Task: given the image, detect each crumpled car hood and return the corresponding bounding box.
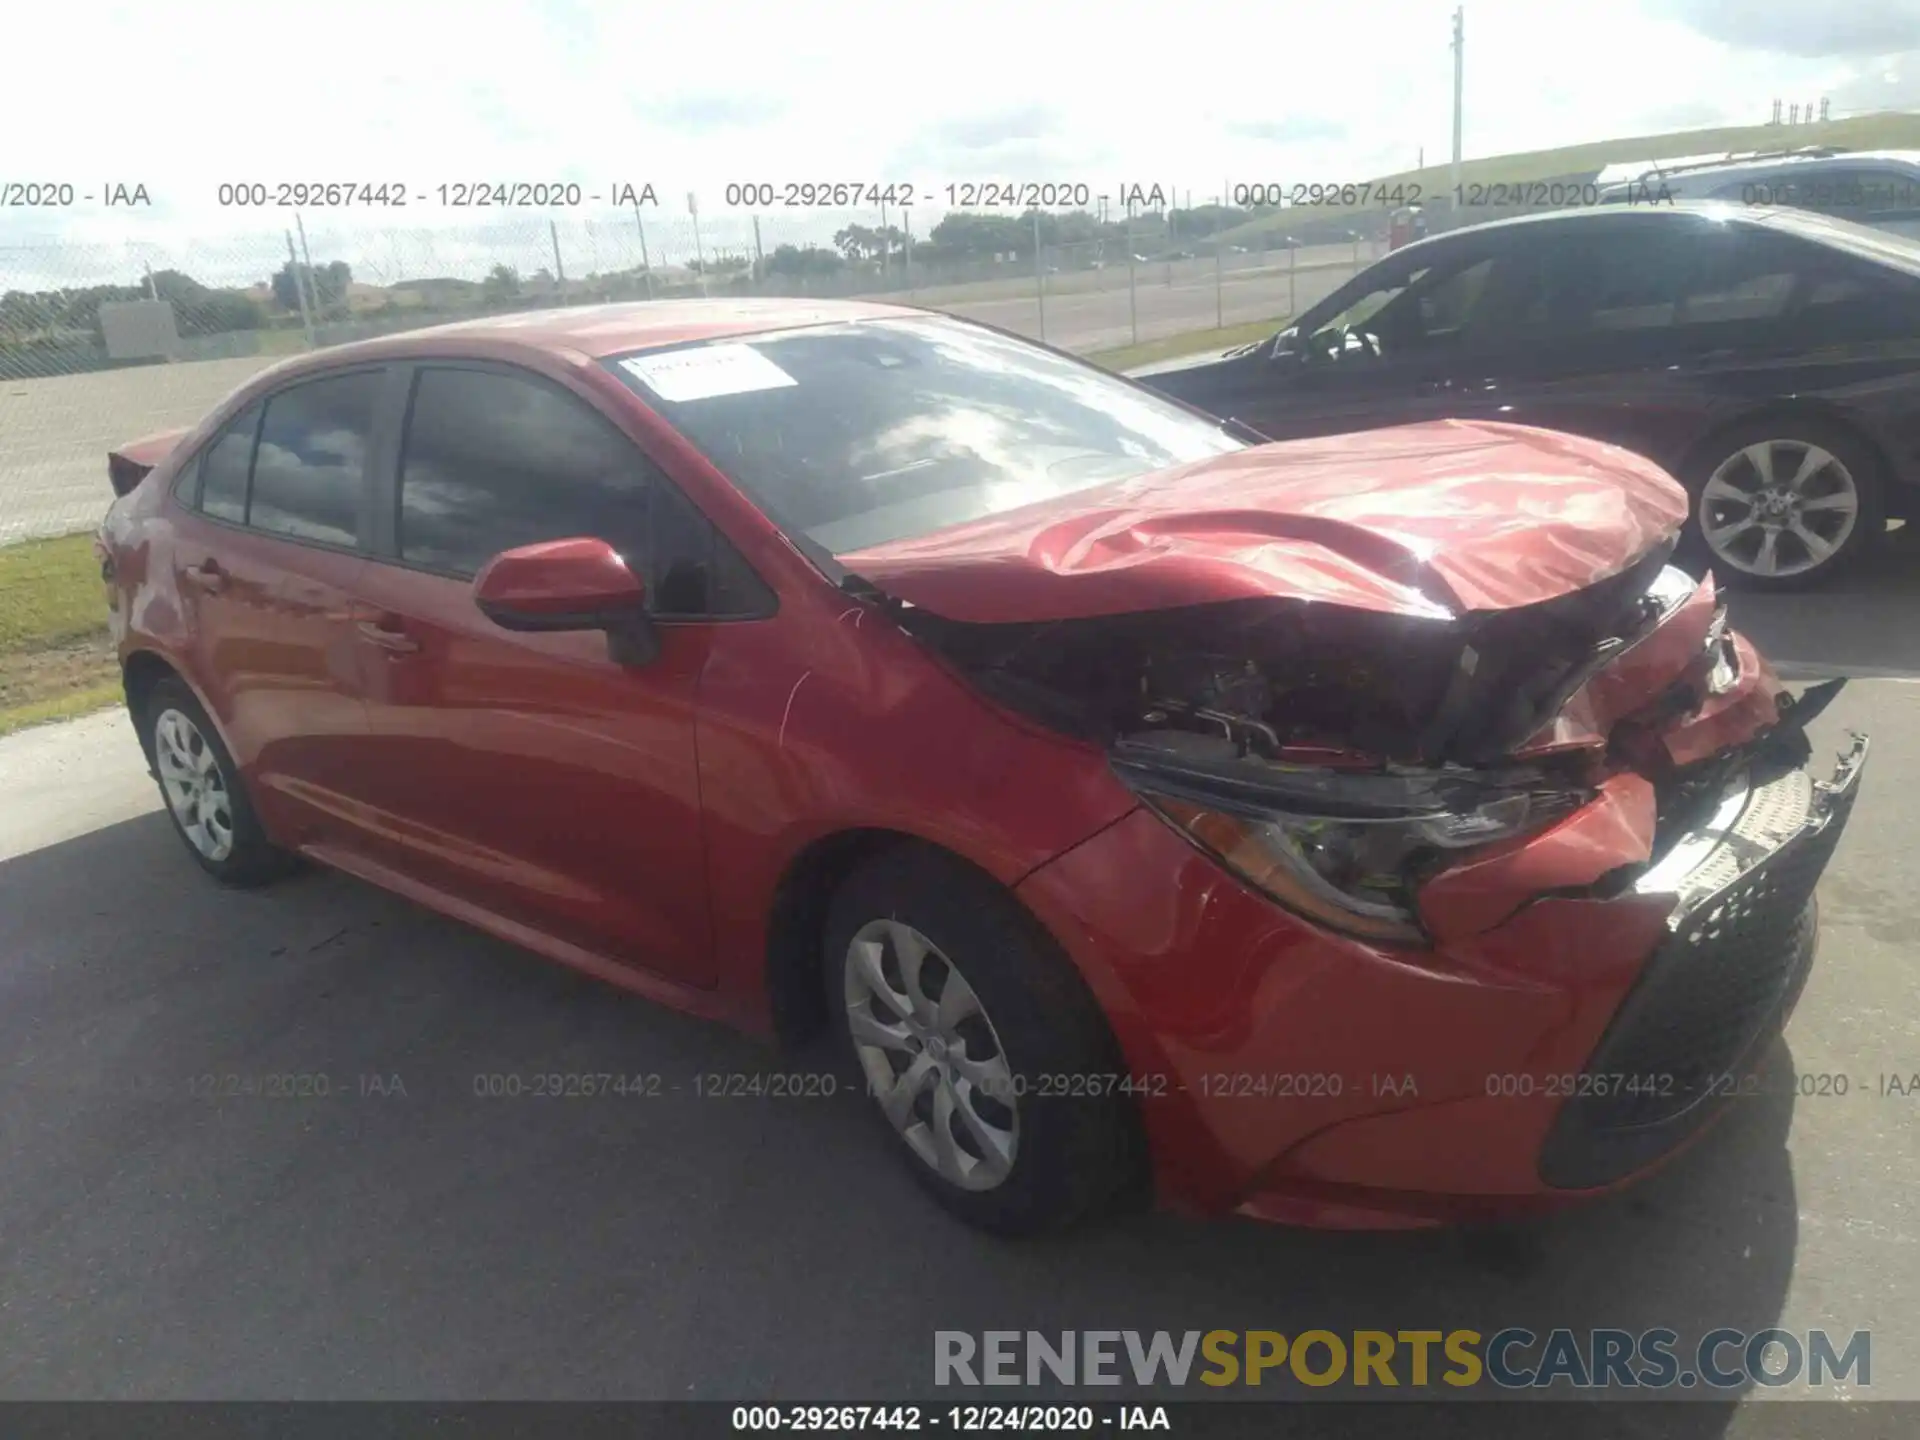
[839,420,1690,623]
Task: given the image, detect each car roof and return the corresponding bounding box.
[1601,150,1920,190]
[255,296,925,378]
[1388,199,1886,252]
[1318,201,1920,313]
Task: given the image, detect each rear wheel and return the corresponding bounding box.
[1683,419,1884,591]
[142,678,293,887]
[824,846,1143,1236]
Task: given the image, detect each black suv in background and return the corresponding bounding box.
[1138,205,1920,589]
[1597,149,1920,241]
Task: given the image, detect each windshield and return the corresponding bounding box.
[603,316,1242,554]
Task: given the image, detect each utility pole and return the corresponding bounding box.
[284,229,314,347]
[633,199,655,300]
[1033,210,1046,340]
[688,191,709,297]
[293,212,321,330]
[1450,6,1465,213]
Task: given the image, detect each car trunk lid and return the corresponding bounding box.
[107,425,194,498]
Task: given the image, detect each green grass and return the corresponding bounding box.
[0,681,122,738]
[1214,112,1920,246]
[0,533,108,653]
[1087,316,1288,371]
[0,532,119,735]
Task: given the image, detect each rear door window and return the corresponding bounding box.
[194,404,262,523]
[249,371,381,547]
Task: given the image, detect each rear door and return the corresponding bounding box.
[1431,215,1807,467]
[340,361,772,988]
[166,369,386,847]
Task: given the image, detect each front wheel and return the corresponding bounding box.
[824,846,1143,1236]
[1683,420,1885,591]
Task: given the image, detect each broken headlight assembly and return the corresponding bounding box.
[1114,754,1590,944]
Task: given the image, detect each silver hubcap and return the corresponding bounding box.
[154,708,235,862]
[843,919,1019,1192]
[1700,440,1859,578]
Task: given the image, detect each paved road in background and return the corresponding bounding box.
[3,545,1917,1428]
[0,245,1370,546]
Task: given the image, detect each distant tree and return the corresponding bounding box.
[832,223,878,261]
[765,243,846,278]
[482,263,521,303]
[270,258,351,316]
[146,268,264,333]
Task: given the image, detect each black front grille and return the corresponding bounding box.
[1539,764,1859,1190]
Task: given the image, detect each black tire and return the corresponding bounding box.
[140,678,295,887]
[823,845,1145,1237]
[1679,417,1885,592]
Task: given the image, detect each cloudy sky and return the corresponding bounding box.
[2,0,1915,285]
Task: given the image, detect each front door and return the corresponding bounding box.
[1234,243,1511,441]
[335,362,761,989]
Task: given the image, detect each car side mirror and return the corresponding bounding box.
[473,537,659,666]
[1269,328,1303,363]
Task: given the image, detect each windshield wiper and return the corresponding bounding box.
[1221,416,1272,445]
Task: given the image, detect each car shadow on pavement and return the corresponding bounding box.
[0,810,1800,1437]
[1726,523,1920,679]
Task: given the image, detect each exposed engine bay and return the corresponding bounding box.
[888,541,1839,943]
[897,544,1683,772]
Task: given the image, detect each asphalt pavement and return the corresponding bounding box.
[2,540,1917,1430]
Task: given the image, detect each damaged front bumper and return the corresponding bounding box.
[1538,730,1868,1189]
[1013,729,1868,1227]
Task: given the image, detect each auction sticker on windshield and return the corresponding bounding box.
[619,343,797,402]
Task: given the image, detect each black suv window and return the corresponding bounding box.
[190,403,263,523]
[397,365,768,617]
[1518,221,1791,334]
[1302,252,1504,362]
[1581,231,1690,330]
[249,371,380,547]
[1677,231,1801,324]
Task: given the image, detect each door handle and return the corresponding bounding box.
[183,560,226,594]
[351,608,421,654]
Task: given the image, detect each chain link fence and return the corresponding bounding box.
[1,209,1383,545]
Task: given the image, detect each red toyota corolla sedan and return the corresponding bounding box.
[97,298,1867,1236]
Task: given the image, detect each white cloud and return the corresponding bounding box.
[0,0,1910,285]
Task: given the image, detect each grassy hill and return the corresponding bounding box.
[1215,111,1920,245]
